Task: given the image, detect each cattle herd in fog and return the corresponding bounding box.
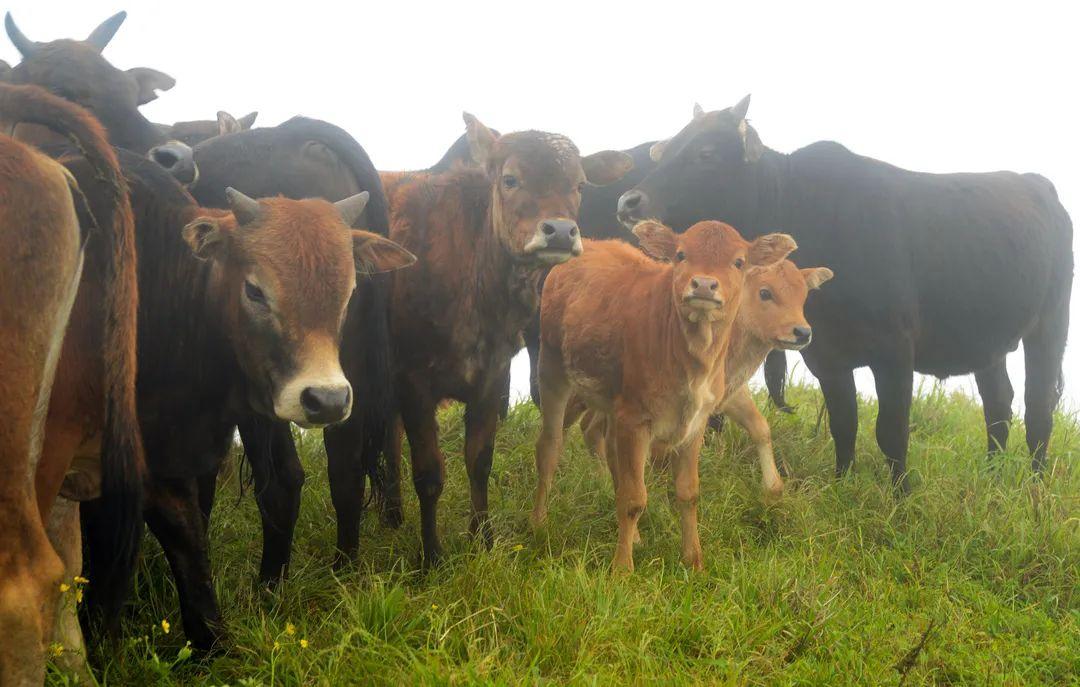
[0,10,1073,684]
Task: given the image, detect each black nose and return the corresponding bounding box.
[689,276,720,301]
[617,190,647,225]
[793,326,812,343]
[149,141,198,186]
[539,219,579,252]
[300,385,351,425]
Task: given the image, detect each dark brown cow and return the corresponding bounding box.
[365,114,631,565]
[0,83,142,684]
[3,11,175,153]
[156,110,258,147]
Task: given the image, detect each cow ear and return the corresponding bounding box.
[463,112,498,167]
[633,220,678,261]
[748,232,797,266]
[649,139,669,162]
[127,67,175,105]
[802,266,834,290]
[693,103,706,120]
[739,120,764,163]
[238,111,258,129]
[182,217,229,261]
[217,111,241,136]
[582,150,634,186]
[353,231,417,275]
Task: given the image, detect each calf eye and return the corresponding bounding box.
[244,280,267,305]
[734,258,745,269]
[675,250,686,262]
[502,175,519,190]
[759,288,773,301]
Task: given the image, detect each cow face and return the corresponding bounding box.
[634,220,796,323]
[182,190,415,427]
[158,111,258,147]
[464,113,632,265]
[617,95,763,231]
[4,12,174,152]
[743,260,833,350]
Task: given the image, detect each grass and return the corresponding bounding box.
[52,383,1079,686]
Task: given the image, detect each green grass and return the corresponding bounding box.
[54,384,1079,685]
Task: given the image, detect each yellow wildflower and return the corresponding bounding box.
[285,622,296,636]
[58,583,70,593]
[161,619,170,634]
[273,640,281,651]
[431,603,439,610]
[75,589,83,604]
[74,576,89,584]
[512,544,524,552]
[49,643,64,657]
[300,638,310,649]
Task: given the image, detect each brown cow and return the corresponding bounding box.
[0,83,142,685]
[369,114,631,566]
[575,258,834,502]
[533,221,795,572]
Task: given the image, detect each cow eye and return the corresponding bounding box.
[734,257,745,269]
[675,251,686,262]
[759,288,773,301]
[502,175,519,190]
[244,280,267,305]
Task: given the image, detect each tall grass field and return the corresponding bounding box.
[56,384,1078,685]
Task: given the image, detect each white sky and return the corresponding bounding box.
[4,0,1078,410]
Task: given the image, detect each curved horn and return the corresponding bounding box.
[693,103,705,119]
[5,13,38,58]
[335,191,370,227]
[225,187,261,225]
[85,11,127,52]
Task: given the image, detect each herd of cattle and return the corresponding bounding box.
[0,10,1073,685]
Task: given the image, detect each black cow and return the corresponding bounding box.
[618,96,1073,488]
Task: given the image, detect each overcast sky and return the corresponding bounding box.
[4,0,1077,410]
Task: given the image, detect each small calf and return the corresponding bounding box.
[533,220,795,571]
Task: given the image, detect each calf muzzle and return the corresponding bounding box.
[524,219,583,264]
[300,385,352,426]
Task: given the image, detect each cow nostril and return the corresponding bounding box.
[542,222,556,236]
[691,278,700,290]
[793,326,812,339]
[709,282,718,291]
[300,387,323,414]
[569,226,578,237]
[300,386,351,422]
[151,148,179,168]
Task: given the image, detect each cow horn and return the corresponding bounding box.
[225,187,261,225]
[5,13,38,58]
[693,103,705,120]
[335,191,370,227]
[85,11,127,52]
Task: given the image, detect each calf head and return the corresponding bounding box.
[463,113,632,265]
[634,220,796,324]
[743,259,833,349]
[182,189,416,427]
[4,12,174,152]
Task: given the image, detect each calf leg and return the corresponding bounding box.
[381,417,405,528]
[612,415,649,573]
[870,360,914,492]
[464,394,501,547]
[239,417,305,587]
[45,498,92,685]
[145,478,224,650]
[531,349,571,528]
[818,369,859,477]
[1023,296,1069,472]
[399,388,445,567]
[671,429,705,570]
[723,384,783,501]
[524,313,543,407]
[324,422,367,565]
[974,358,1013,455]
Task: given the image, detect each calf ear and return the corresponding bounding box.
[582,150,634,186]
[217,111,241,136]
[748,232,797,266]
[633,220,678,261]
[649,139,669,162]
[802,266,834,290]
[238,111,258,129]
[127,67,175,105]
[182,217,229,261]
[463,112,499,167]
[353,231,417,275]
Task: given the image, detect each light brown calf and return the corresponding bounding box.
[533,220,795,572]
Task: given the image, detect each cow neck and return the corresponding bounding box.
[723,313,773,395]
[473,196,544,333]
[656,275,736,385]
[713,149,790,237]
[104,107,165,155]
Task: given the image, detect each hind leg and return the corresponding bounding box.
[817,369,858,477]
[45,498,92,685]
[870,358,914,492]
[464,387,502,547]
[324,418,369,565]
[531,346,571,528]
[1023,301,1069,472]
[525,314,543,407]
[974,358,1013,455]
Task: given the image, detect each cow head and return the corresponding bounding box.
[463,113,633,265]
[182,189,415,427]
[156,110,258,147]
[742,259,833,350]
[4,12,174,153]
[634,219,796,324]
[618,95,764,231]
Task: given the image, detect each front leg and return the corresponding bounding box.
[722,384,783,501]
[399,384,446,567]
[464,393,502,547]
[870,359,914,493]
[238,416,305,587]
[670,429,705,571]
[611,412,649,573]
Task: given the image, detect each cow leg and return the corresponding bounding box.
[382,416,405,528]
[145,478,224,650]
[974,358,1013,455]
[197,468,219,525]
[324,423,367,565]
[238,417,304,587]
[464,394,501,547]
[399,388,445,567]
[723,384,784,501]
[818,369,859,477]
[531,349,571,528]
[764,350,794,413]
[45,497,92,685]
[524,313,543,407]
[870,361,914,492]
[670,429,704,571]
[1022,295,1069,472]
[611,414,649,573]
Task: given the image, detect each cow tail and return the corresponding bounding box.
[0,84,146,628]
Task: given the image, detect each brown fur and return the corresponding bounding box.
[532,221,795,572]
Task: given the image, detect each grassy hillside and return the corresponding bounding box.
[60,384,1078,685]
